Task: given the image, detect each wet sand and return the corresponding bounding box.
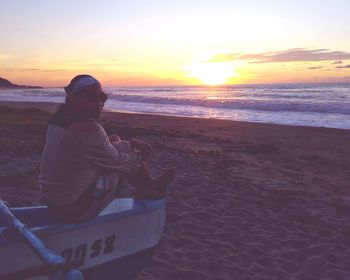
[1,101,350,279]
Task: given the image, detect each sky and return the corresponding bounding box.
[1,0,350,86]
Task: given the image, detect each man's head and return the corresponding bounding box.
[64,75,108,119]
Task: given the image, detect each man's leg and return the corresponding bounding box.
[125,163,175,199]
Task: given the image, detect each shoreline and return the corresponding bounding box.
[1,100,350,279]
[1,100,349,133]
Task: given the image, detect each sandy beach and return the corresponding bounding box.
[1,101,350,279]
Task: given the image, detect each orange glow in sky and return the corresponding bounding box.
[1,1,350,87]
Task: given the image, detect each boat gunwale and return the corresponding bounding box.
[0,198,166,245]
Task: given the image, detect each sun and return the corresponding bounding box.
[186,61,236,85]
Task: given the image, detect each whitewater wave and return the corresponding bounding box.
[108,94,350,115]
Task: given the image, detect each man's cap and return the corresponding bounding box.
[64,75,103,96]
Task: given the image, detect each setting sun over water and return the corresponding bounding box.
[185,61,238,85]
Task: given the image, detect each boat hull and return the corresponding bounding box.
[0,199,166,280]
[83,245,157,280]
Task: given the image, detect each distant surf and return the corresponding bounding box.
[1,83,349,129]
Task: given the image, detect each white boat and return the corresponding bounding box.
[0,198,166,280]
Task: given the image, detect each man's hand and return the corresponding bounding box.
[109,134,121,142]
[130,138,154,161]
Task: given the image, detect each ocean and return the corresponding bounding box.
[1,83,350,130]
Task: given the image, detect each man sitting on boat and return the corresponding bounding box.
[39,74,175,222]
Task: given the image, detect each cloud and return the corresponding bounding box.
[332,60,343,64]
[308,66,324,70]
[0,53,11,60]
[335,64,350,69]
[210,48,350,64]
[24,68,66,72]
